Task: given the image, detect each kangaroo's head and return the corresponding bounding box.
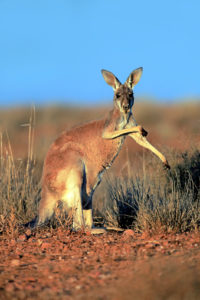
[101,68,143,116]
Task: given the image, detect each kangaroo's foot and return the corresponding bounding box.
[105,226,124,232]
[89,227,107,234]
[71,226,106,234]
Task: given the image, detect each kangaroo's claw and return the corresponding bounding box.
[138,125,148,137]
[163,161,171,170]
[141,128,148,137]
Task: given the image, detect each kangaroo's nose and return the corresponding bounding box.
[123,104,130,110]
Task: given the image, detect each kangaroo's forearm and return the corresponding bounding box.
[129,132,170,168]
[102,126,141,140]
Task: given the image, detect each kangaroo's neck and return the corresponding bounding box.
[104,107,131,132]
[99,108,131,171]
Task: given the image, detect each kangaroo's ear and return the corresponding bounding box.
[126,67,143,89]
[101,69,121,90]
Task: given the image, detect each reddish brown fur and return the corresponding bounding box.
[37,68,154,232]
[42,109,124,197]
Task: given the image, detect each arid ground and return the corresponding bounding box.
[0,229,200,299]
[0,101,200,299]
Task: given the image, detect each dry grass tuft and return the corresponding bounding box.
[96,149,200,234]
[0,107,40,234]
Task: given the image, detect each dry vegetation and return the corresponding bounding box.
[0,101,199,234]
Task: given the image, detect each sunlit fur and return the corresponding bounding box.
[37,68,169,233]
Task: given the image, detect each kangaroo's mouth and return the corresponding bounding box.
[124,108,130,114]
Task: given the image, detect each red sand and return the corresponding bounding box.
[0,229,200,299]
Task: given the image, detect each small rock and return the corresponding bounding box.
[68,277,76,283]
[85,231,92,236]
[27,277,36,282]
[145,242,156,249]
[5,283,15,292]
[75,285,82,290]
[37,239,42,246]
[11,259,20,266]
[17,234,27,242]
[123,229,135,237]
[41,242,50,250]
[10,239,16,246]
[25,229,32,236]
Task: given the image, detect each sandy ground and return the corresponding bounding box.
[0,228,200,300]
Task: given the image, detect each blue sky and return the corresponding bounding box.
[0,0,200,106]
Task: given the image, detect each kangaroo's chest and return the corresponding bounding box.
[101,136,125,168]
[86,136,125,196]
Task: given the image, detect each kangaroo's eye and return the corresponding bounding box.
[116,93,121,98]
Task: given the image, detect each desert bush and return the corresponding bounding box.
[167,150,200,200]
[96,176,141,228]
[135,176,200,233]
[0,155,40,222]
[98,149,200,233]
[1,142,199,234]
[0,109,40,234]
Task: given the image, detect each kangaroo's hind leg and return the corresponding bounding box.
[82,195,93,229]
[62,186,84,231]
[83,208,106,234]
[61,159,85,231]
[82,178,106,234]
[38,186,58,226]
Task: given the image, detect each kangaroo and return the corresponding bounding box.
[37,68,170,233]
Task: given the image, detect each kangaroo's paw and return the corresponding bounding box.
[163,160,171,170]
[138,125,148,137]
